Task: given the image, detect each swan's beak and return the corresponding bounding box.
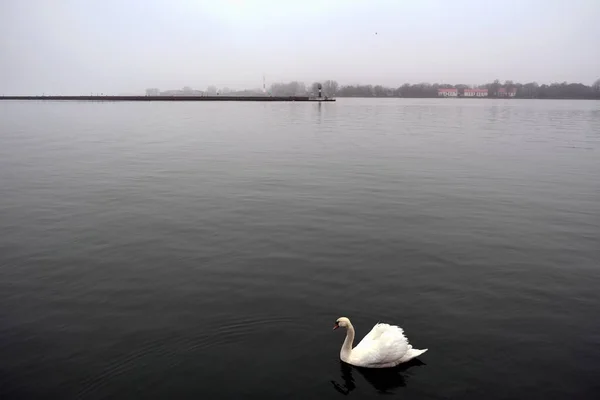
[333,323,339,330]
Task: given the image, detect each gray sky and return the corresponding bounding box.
[1,0,599,94]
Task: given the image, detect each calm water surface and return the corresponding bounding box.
[1,99,599,399]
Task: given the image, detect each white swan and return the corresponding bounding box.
[333,317,427,368]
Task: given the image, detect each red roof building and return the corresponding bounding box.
[464,89,488,97]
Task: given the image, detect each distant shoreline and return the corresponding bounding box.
[334,96,599,100]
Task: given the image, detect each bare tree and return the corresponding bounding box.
[323,80,339,96]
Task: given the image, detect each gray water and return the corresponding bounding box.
[1,98,599,399]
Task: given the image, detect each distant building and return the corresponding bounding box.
[146,88,160,96]
[498,87,517,97]
[159,89,204,96]
[160,90,180,96]
[438,88,458,97]
[464,89,488,97]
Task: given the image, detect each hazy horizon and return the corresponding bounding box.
[1,0,599,95]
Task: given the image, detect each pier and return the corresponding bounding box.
[0,95,335,102]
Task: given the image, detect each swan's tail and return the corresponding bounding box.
[406,348,428,360]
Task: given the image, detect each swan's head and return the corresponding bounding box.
[333,317,351,330]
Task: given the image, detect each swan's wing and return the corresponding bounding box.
[356,322,389,343]
[352,323,411,366]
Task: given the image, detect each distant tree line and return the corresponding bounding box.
[268,78,600,99]
[269,80,339,97]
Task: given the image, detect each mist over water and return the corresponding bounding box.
[1,99,599,399]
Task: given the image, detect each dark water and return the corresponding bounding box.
[1,99,599,399]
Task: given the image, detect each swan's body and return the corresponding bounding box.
[333,317,427,368]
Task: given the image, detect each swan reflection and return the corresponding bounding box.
[331,359,425,395]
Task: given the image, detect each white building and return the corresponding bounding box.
[145,88,160,96]
[498,87,517,97]
[464,89,488,97]
[438,88,458,97]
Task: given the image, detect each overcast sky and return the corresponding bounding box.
[1,0,599,94]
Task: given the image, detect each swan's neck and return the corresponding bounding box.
[340,324,355,361]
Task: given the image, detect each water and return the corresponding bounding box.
[1,98,599,399]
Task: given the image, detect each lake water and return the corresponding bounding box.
[1,98,599,399]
